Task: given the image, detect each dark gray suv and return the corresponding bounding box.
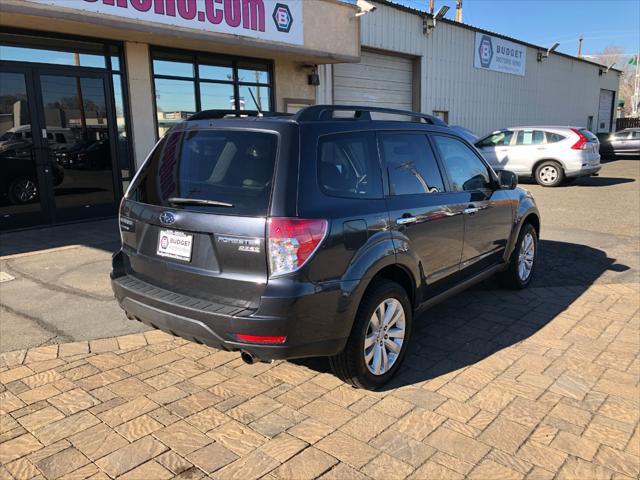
[111,105,540,389]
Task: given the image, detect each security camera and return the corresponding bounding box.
[356,0,377,17]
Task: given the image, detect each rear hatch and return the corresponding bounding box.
[120,127,279,309]
[577,128,600,158]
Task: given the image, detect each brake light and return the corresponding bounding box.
[236,334,287,344]
[267,218,328,277]
[571,128,589,150]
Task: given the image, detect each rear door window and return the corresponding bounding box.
[381,133,445,195]
[135,129,278,215]
[516,130,546,145]
[317,131,382,198]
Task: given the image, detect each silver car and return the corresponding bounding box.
[475,126,601,187]
[608,128,640,157]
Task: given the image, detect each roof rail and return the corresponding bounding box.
[186,110,292,121]
[293,105,448,126]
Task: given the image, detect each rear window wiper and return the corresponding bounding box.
[168,197,234,208]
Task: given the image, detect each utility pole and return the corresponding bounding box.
[429,0,434,15]
[577,33,583,58]
[633,53,640,117]
[455,0,462,22]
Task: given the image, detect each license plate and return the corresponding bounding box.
[157,229,193,261]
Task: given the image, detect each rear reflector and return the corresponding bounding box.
[236,334,287,344]
[267,217,328,277]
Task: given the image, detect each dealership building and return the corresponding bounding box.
[321,0,621,136]
[0,0,620,230]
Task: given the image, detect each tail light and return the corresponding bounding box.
[570,129,589,150]
[267,218,328,277]
[117,196,126,243]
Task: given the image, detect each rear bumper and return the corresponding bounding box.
[566,163,601,177]
[111,251,354,360]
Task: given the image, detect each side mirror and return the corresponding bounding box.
[497,170,518,189]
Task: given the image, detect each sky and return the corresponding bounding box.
[395,0,640,63]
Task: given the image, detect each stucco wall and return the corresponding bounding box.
[123,42,157,169]
[274,58,317,112]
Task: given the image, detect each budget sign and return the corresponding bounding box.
[474,32,526,76]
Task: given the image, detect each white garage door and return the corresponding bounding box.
[333,50,414,112]
[597,89,614,133]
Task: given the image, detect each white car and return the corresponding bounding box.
[475,126,601,187]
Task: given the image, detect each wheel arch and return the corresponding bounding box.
[522,211,540,237]
[366,264,417,309]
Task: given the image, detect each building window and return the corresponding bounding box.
[433,110,449,124]
[151,49,273,137]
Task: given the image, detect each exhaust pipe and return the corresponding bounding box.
[241,351,257,364]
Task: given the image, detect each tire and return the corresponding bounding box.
[8,177,39,205]
[499,223,538,289]
[329,280,412,390]
[535,161,564,187]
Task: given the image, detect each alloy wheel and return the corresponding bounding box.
[363,298,406,375]
[518,232,535,281]
[13,179,38,203]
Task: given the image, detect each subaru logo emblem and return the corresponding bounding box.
[159,211,175,225]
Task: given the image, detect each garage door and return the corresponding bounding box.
[597,89,614,133]
[333,50,414,112]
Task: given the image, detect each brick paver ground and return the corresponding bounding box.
[1,280,638,480]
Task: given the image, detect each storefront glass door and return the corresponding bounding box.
[0,68,48,229]
[0,67,118,230]
[38,72,116,223]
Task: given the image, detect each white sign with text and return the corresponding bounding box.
[26,0,303,45]
[474,32,526,76]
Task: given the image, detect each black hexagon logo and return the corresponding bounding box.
[478,35,494,68]
[272,3,293,33]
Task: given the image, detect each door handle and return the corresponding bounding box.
[464,207,480,215]
[396,216,417,225]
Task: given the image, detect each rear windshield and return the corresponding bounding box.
[135,129,278,215]
[580,129,599,142]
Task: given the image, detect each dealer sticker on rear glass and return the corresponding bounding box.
[157,229,193,262]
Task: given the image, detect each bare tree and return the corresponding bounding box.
[594,46,636,116]
[597,45,623,68]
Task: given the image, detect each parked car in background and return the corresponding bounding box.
[608,128,640,157]
[475,126,601,187]
[112,105,540,390]
[1,143,64,205]
[449,125,478,144]
[56,139,111,170]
